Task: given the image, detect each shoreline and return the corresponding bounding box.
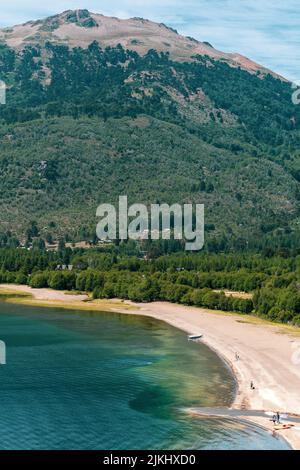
[1,283,300,449]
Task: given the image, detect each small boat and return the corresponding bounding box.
[188,334,203,341]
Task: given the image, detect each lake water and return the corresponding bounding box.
[0,301,289,449]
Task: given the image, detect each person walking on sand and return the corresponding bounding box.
[272,414,277,426]
[250,381,255,390]
[276,411,280,424]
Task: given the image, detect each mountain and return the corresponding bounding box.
[0,9,278,77]
[0,10,299,252]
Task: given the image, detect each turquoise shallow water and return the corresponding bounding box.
[0,301,289,450]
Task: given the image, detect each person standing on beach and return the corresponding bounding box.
[276,412,280,424]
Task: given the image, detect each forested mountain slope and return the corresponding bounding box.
[0,10,299,250]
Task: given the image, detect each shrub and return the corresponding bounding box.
[29,272,49,288]
[48,271,76,290]
[15,272,28,284]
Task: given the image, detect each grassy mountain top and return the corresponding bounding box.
[0,10,278,76]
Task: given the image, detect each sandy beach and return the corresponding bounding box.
[1,283,300,449]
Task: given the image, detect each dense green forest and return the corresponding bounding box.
[1,245,300,325]
[0,41,300,248]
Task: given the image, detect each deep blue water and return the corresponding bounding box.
[0,301,289,450]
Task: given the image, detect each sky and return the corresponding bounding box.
[0,1,298,80]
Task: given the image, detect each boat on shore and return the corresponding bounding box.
[188,334,203,341]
